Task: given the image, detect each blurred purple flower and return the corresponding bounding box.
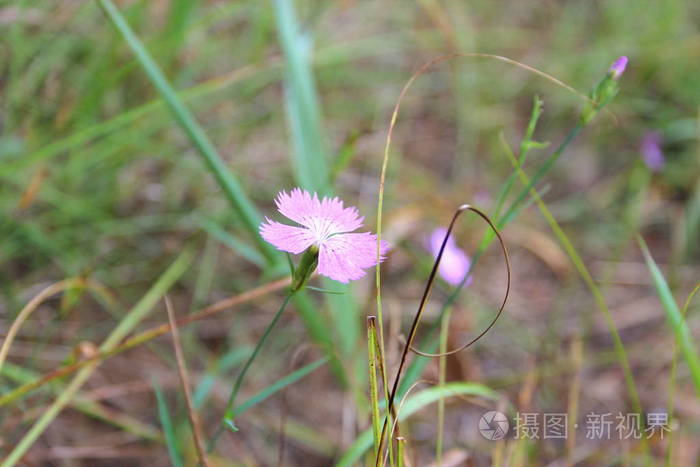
[260,188,389,283]
[428,227,473,287]
[609,56,628,79]
[641,132,665,172]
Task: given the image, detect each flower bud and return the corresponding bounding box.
[580,56,628,125]
[609,56,628,80]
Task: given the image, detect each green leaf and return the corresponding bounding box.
[197,215,266,267]
[336,383,497,467]
[685,179,700,256]
[153,379,184,467]
[232,357,328,417]
[306,285,345,295]
[97,0,279,265]
[272,0,330,194]
[639,237,700,396]
[271,0,359,386]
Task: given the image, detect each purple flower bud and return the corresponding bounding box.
[641,132,665,172]
[609,56,628,79]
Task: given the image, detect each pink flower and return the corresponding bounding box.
[260,188,389,283]
[609,56,628,79]
[428,227,473,287]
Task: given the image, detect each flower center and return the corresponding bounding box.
[306,216,341,244]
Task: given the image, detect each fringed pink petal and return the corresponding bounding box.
[317,232,389,283]
[275,188,363,234]
[259,218,316,255]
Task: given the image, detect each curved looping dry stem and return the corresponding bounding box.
[374,52,602,379]
[0,278,111,375]
[376,53,606,282]
[408,204,511,358]
[376,54,567,464]
[376,204,510,466]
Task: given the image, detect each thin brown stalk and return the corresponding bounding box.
[165,296,210,467]
[0,278,110,375]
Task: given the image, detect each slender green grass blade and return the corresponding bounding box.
[70,398,163,442]
[153,379,185,467]
[272,0,360,384]
[232,357,328,417]
[272,0,330,194]
[11,37,393,172]
[685,180,700,256]
[330,132,360,184]
[163,0,198,55]
[435,308,451,466]
[97,0,278,265]
[665,283,700,465]
[396,436,405,467]
[197,215,266,267]
[367,317,381,455]
[336,383,497,467]
[305,286,345,294]
[639,237,700,396]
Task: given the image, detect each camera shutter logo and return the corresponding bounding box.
[479,411,509,440]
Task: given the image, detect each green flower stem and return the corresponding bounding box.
[499,123,583,228]
[209,292,294,450]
